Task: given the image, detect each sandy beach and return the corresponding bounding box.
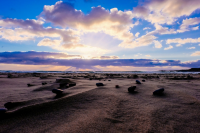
[0,72,200,133]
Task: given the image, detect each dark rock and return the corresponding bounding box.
[0,108,7,113]
[153,88,164,95]
[52,89,63,95]
[108,80,111,81]
[42,82,47,85]
[133,75,138,78]
[128,86,136,93]
[40,76,47,79]
[142,80,145,82]
[115,85,119,88]
[96,83,104,86]
[4,102,13,109]
[157,76,159,78]
[136,80,141,84]
[59,83,68,88]
[7,74,12,78]
[27,84,34,87]
[69,83,76,87]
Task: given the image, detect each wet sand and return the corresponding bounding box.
[0,73,200,133]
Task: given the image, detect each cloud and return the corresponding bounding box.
[143,27,151,30]
[178,17,200,33]
[91,56,119,59]
[0,18,80,44]
[0,51,200,69]
[145,55,151,57]
[135,32,140,37]
[191,51,200,56]
[0,51,82,59]
[187,47,195,49]
[133,0,200,25]
[119,34,157,48]
[0,18,109,56]
[192,26,199,30]
[0,18,44,29]
[166,37,200,46]
[39,1,136,45]
[154,40,162,48]
[164,45,173,50]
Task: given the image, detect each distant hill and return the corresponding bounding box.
[176,68,200,72]
[159,68,200,72]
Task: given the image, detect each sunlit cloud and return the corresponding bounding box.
[187,47,195,49]
[135,32,140,37]
[39,1,137,47]
[164,45,173,50]
[191,51,200,56]
[133,0,200,25]
[143,27,151,30]
[166,37,200,46]
[178,17,200,33]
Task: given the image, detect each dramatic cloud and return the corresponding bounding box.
[0,51,82,59]
[0,18,109,56]
[166,37,200,46]
[0,18,80,43]
[0,51,200,69]
[133,0,200,25]
[39,1,136,46]
[191,51,200,56]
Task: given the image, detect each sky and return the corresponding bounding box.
[0,0,200,71]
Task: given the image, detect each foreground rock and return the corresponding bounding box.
[69,83,76,87]
[27,84,35,87]
[153,88,164,95]
[136,80,141,84]
[4,102,14,109]
[128,86,136,93]
[56,78,76,88]
[0,108,7,114]
[96,83,104,86]
[52,89,63,95]
[42,82,47,85]
[115,85,119,88]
